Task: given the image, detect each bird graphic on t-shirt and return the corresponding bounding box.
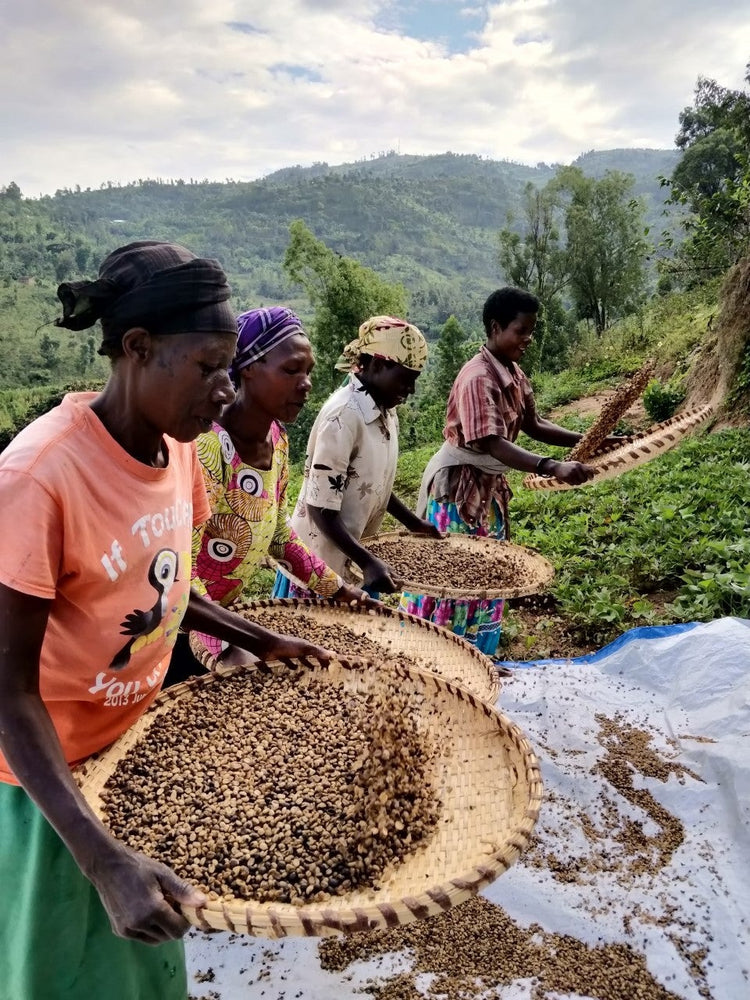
[109,548,179,671]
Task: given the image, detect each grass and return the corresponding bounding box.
[376,419,749,646]
[568,281,720,370]
[507,429,750,643]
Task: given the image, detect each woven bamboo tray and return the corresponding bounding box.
[193,598,501,703]
[353,531,555,600]
[566,359,655,463]
[522,404,714,491]
[75,658,542,938]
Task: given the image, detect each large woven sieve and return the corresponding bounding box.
[565,359,655,463]
[75,658,542,938]
[193,598,501,703]
[352,531,555,600]
[523,403,714,492]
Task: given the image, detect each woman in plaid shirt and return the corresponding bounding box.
[401,287,595,656]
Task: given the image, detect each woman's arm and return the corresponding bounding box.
[520,397,624,469]
[182,590,335,661]
[475,434,596,486]
[524,414,583,448]
[296,406,401,593]
[270,510,373,604]
[386,493,442,537]
[521,394,583,447]
[307,505,402,593]
[0,583,204,943]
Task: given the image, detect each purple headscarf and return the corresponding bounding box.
[230,307,307,385]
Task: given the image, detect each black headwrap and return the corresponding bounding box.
[55,240,235,351]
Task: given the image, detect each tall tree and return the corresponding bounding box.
[498,182,567,300]
[283,220,408,401]
[665,66,750,282]
[434,315,469,400]
[498,182,571,370]
[553,167,648,335]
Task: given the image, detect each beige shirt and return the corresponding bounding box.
[290,375,399,577]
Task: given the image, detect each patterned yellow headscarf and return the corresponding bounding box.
[335,315,428,373]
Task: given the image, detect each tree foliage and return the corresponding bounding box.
[280,220,410,461]
[498,182,574,370]
[499,170,648,354]
[664,66,750,283]
[283,220,408,401]
[498,182,568,301]
[434,315,471,400]
[0,149,678,345]
[553,167,648,335]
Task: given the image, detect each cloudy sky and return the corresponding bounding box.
[3,0,749,197]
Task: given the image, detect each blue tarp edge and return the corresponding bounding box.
[495,620,704,669]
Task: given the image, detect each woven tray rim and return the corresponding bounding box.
[522,403,714,492]
[191,598,502,702]
[75,659,542,938]
[353,532,555,599]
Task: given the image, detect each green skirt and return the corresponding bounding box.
[0,782,187,1000]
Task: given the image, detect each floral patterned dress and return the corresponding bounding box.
[399,499,506,655]
[192,420,341,656]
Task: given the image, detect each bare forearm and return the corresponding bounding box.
[527,417,582,448]
[183,591,296,656]
[308,506,373,569]
[387,493,422,531]
[307,507,405,593]
[0,692,119,875]
[482,435,555,474]
[479,432,596,485]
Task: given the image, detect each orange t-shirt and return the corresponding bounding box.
[0,393,211,784]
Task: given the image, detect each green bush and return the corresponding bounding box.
[507,429,749,642]
[0,379,104,451]
[642,378,686,422]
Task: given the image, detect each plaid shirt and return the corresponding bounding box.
[439,346,534,528]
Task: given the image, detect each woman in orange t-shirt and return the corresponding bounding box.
[0,241,332,1000]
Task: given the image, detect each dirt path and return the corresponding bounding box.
[550,391,649,429]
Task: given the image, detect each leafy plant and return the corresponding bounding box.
[727,340,750,415]
[642,377,686,422]
[508,429,750,643]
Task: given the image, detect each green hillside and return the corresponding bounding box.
[0,148,680,374]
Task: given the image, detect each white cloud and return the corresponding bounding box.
[2,0,749,195]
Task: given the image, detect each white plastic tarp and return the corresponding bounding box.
[185,617,750,999]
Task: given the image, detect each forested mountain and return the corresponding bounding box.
[0,148,680,387]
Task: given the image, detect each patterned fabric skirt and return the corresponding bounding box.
[0,782,187,1000]
[399,498,506,658]
[272,570,313,600]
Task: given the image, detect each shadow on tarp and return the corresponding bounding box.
[496,620,705,669]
